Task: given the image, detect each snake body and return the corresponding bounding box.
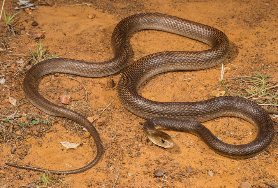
[6,13,274,174]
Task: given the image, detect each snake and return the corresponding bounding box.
[6,13,274,174]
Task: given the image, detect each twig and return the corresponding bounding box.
[112,171,120,188]
[69,77,88,101]
[219,64,230,95]
[228,76,256,80]
[253,96,278,101]
[258,104,278,107]
[183,77,195,81]
[265,181,278,188]
[91,98,115,123]
[0,0,5,20]
[8,54,28,56]
[220,63,225,81]
[65,3,92,6]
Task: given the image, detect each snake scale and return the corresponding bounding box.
[6,13,274,174]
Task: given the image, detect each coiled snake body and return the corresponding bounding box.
[6,13,274,174]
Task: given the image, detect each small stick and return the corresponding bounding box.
[253,96,277,101]
[258,104,278,107]
[264,181,278,188]
[112,171,120,188]
[0,0,5,20]
[228,76,257,79]
[220,63,225,81]
[8,54,28,56]
[91,98,115,123]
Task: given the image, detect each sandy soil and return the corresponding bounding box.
[0,0,278,187]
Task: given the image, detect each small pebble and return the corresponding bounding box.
[28,31,45,39]
[173,163,179,167]
[107,79,116,88]
[31,21,39,26]
[96,117,106,126]
[0,170,5,174]
[240,182,251,188]
[128,172,135,176]
[187,166,194,173]
[154,169,164,177]
[60,94,71,104]
[11,146,16,154]
[88,14,96,19]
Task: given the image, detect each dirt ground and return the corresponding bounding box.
[0,0,278,187]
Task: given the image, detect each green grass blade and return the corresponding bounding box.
[8,11,20,22]
[221,80,230,96]
[3,8,8,24]
[48,54,60,59]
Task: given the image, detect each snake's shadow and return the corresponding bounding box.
[225,41,239,65]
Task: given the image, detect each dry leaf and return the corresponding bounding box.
[208,170,214,177]
[9,97,17,106]
[0,78,5,84]
[60,141,81,149]
[210,90,225,97]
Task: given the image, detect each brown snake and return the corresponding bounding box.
[6,13,274,174]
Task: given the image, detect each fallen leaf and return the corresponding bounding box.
[60,141,81,149]
[9,97,17,106]
[25,7,32,14]
[210,90,225,97]
[128,172,135,176]
[0,78,5,84]
[208,170,213,177]
[87,116,96,122]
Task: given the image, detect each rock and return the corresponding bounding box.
[31,21,38,26]
[154,169,164,177]
[128,172,135,176]
[28,31,45,39]
[60,94,71,104]
[0,170,5,174]
[107,79,116,88]
[187,166,194,173]
[240,182,251,188]
[88,14,96,19]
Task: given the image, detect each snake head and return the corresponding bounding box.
[146,129,175,149]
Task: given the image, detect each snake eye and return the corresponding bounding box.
[161,139,166,144]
